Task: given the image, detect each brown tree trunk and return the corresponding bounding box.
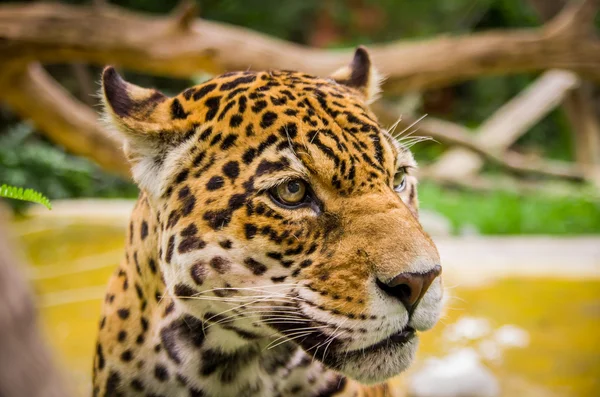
[530,0,600,176]
[0,206,71,397]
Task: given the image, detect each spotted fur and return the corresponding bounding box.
[93,47,443,397]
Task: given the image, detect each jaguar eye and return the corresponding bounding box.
[271,179,308,207]
[394,169,407,192]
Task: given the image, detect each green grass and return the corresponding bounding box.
[418,182,600,235]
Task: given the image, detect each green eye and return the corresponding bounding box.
[272,179,307,206]
[394,169,407,192]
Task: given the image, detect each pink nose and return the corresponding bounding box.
[377,265,442,312]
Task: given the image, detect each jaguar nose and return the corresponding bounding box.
[377,265,442,312]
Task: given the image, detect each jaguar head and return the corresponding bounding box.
[102,47,442,384]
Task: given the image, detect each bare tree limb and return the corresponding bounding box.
[0,61,129,178]
[70,63,96,106]
[427,69,580,179]
[562,83,600,167]
[419,169,600,197]
[171,0,200,32]
[544,0,599,37]
[476,71,579,148]
[0,0,598,94]
[530,0,600,178]
[373,102,588,181]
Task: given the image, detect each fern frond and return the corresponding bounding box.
[0,184,52,210]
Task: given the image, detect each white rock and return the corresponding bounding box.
[407,348,500,397]
[419,210,453,237]
[443,316,491,342]
[459,223,480,237]
[493,325,530,348]
[477,339,502,362]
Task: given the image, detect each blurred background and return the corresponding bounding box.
[0,0,599,396]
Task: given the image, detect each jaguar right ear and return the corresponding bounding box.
[330,46,383,104]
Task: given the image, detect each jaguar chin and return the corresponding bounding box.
[332,329,419,384]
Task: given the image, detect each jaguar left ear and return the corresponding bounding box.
[102,66,168,141]
[101,67,190,198]
[330,46,383,104]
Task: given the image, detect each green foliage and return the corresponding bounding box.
[418,182,600,235]
[0,123,137,212]
[0,184,52,209]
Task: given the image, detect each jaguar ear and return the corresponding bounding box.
[330,46,382,104]
[101,67,192,197]
[101,66,171,157]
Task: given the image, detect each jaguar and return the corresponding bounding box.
[93,46,443,397]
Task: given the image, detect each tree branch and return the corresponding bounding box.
[426,69,580,179]
[0,0,598,94]
[373,102,589,181]
[544,0,599,37]
[171,0,200,32]
[0,61,129,178]
[530,0,600,177]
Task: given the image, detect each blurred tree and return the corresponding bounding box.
[0,207,71,397]
[0,0,598,232]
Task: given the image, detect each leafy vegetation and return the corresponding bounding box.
[0,122,137,212]
[0,184,52,209]
[419,182,600,235]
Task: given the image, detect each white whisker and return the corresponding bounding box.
[392,114,428,139]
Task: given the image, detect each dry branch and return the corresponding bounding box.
[0,61,129,177]
[562,84,600,168]
[428,69,580,179]
[373,102,588,181]
[0,0,599,94]
[172,0,200,31]
[530,0,600,176]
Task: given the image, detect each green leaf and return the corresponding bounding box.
[0,184,52,210]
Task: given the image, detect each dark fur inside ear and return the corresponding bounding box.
[338,47,371,89]
[102,67,134,117]
[102,66,166,118]
[331,46,382,103]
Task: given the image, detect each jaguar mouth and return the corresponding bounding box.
[348,326,416,354]
[325,325,419,384]
[265,308,419,383]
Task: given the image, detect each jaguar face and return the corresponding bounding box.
[102,47,442,384]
